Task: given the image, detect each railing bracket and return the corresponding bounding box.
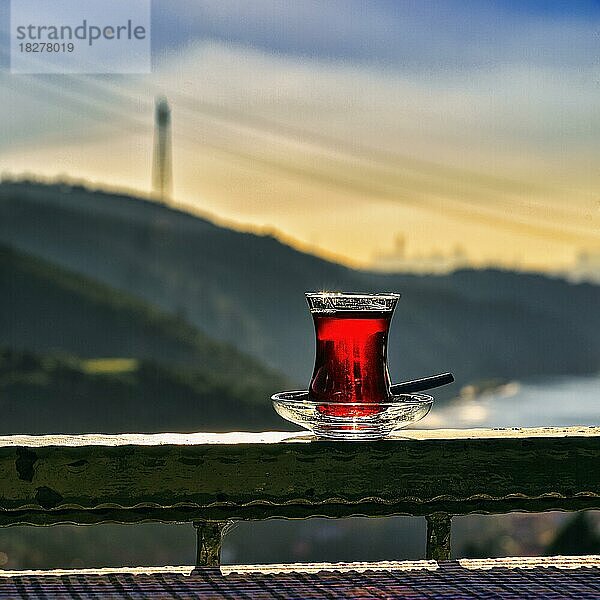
[193,520,235,567]
[426,512,452,561]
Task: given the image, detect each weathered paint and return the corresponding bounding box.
[0,427,597,527]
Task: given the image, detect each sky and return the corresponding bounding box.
[0,0,599,270]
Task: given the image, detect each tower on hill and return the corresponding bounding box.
[152,97,172,203]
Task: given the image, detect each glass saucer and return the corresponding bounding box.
[272,391,433,440]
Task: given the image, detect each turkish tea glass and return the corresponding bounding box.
[306,292,400,417]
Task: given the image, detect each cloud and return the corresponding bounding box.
[151,41,599,175]
[152,0,600,70]
[0,2,598,269]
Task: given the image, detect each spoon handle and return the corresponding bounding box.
[391,372,454,394]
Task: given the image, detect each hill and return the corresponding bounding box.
[0,348,287,434]
[0,243,286,391]
[1,180,599,392]
[0,243,290,431]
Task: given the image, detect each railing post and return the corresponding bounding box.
[194,520,234,567]
[426,512,452,561]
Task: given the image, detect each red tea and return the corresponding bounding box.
[309,310,393,417]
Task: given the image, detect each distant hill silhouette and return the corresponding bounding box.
[1,180,599,394]
[0,244,289,431]
[0,348,287,434]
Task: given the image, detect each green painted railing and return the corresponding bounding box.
[1,427,599,566]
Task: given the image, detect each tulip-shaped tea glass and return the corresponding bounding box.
[308,292,397,414]
[272,292,433,439]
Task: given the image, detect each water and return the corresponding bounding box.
[231,375,599,564]
[420,374,600,429]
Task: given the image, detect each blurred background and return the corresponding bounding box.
[0,0,598,568]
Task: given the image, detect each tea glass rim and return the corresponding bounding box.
[305,291,400,313]
[305,291,401,299]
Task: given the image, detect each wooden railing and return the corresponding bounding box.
[1,427,599,566]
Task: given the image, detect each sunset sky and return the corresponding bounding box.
[0,1,599,270]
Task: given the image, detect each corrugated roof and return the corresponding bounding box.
[0,557,599,599]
